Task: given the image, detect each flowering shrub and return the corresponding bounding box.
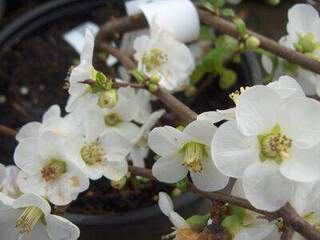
[1,1,320,239]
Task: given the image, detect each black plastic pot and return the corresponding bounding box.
[0,1,262,240]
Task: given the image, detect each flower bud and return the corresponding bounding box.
[245,36,260,49]
[98,89,118,109]
[148,83,159,92]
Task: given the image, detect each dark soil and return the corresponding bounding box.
[0,1,256,215]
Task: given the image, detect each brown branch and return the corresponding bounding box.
[197,8,320,75]
[0,124,17,139]
[100,43,197,123]
[129,166,320,240]
[281,227,294,240]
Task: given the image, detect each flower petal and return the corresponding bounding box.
[42,105,61,122]
[152,153,188,183]
[278,97,320,148]
[236,86,282,136]
[190,157,229,192]
[12,193,51,216]
[280,146,320,182]
[16,122,41,141]
[183,119,217,146]
[102,160,128,181]
[46,214,80,240]
[267,75,305,99]
[235,222,277,240]
[213,120,259,178]
[148,126,185,156]
[158,192,174,216]
[169,211,189,229]
[243,162,295,211]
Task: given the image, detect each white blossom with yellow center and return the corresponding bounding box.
[133,19,195,92]
[213,84,320,211]
[149,119,228,192]
[0,193,79,240]
[14,132,89,206]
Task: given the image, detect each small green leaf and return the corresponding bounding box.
[220,8,235,17]
[219,68,237,89]
[176,177,189,191]
[186,213,211,231]
[191,64,207,85]
[201,0,215,12]
[214,0,225,8]
[199,26,216,41]
[221,215,242,236]
[129,69,145,83]
[233,18,247,37]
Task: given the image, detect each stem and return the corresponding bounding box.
[0,124,17,139]
[197,8,320,75]
[99,43,197,123]
[281,227,294,240]
[129,166,320,240]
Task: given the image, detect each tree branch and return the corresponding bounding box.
[0,124,17,139]
[281,227,294,240]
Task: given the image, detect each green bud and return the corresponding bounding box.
[98,89,118,109]
[264,0,280,5]
[111,176,128,190]
[184,85,197,97]
[148,83,159,92]
[221,215,242,236]
[245,36,260,49]
[150,74,161,84]
[233,18,246,37]
[186,213,211,231]
[176,177,189,191]
[171,188,182,197]
[130,69,145,83]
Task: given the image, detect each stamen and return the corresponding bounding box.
[16,206,44,234]
[142,48,168,72]
[258,124,292,164]
[229,87,249,105]
[41,159,67,182]
[104,113,122,126]
[182,142,207,173]
[80,140,105,166]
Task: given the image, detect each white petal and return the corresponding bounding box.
[213,121,259,178]
[115,121,140,140]
[278,97,320,148]
[84,110,106,142]
[197,109,235,123]
[152,153,188,183]
[133,35,150,61]
[130,147,148,168]
[81,29,94,64]
[0,164,6,184]
[17,171,47,197]
[13,193,51,216]
[267,75,305,99]
[113,87,139,121]
[169,211,189,229]
[190,156,229,192]
[290,182,316,214]
[16,122,41,141]
[46,215,80,240]
[287,4,320,38]
[280,146,320,182]
[243,162,295,211]
[102,160,128,181]
[43,105,61,122]
[38,132,65,160]
[235,222,277,240]
[158,192,174,216]
[14,138,42,174]
[261,54,273,74]
[148,126,185,156]
[231,180,245,198]
[100,130,132,162]
[236,86,282,136]
[183,119,217,146]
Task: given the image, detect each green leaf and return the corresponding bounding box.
[220,8,235,17]
[129,69,145,83]
[199,26,216,41]
[230,205,247,222]
[221,215,242,236]
[186,213,211,231]
[219,68,237,89]
[201,0,214,12]
[213,0,225,8]
[233,18,247,37]
[202,47,225,74]
[191,64,207,85]
[176,177,189,191]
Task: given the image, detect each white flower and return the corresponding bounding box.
[229,181,279,240]
[133,19,195,92]
[213,84,320,211]
[16,105,80,142]
[14,132,89,206]
[158,192,194,240]
[149,119,229,191]
[0,164,20,199]
[133,89,153,124]
[0,193,79,240]
[262,4,320,96]
[129,109,165,168]
[83,87,140,139]
[65,127,131,181]
[66,29,104,113]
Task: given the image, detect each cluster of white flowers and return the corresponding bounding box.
[263,4,320,96]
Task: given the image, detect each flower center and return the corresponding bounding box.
[41,159,67,182]
[98,89,118,109]
[142,48,168,72]
[182,142,207,173]
[104,113,123,126]
[16,206,44,234]
[294,33,320,61]
[258,124,292,164]
[80,141,105,166]
[229,87,250,105]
